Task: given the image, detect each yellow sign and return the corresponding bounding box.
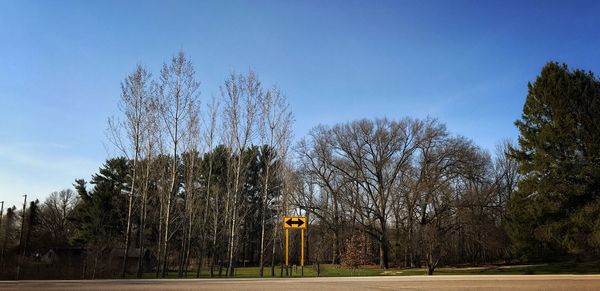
[283,216,306,229]
[283,216,307,269]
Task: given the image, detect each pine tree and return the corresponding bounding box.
[507,62,600,259]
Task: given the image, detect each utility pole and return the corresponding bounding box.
[16,195,26,280]
[0,201,3,269]
[0,201,3,230]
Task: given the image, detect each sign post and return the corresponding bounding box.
[283,216,307,276]
[285,228,289,266]
[301,228,305,276]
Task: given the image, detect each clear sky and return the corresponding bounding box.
[1,0,600,208]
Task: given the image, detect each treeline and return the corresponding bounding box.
[0,190,77,279]
[1,58,599,279]
[91,51,295,279]
[294,118,517,274]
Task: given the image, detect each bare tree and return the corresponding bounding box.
[328,118,420,269]
[39,189,78,245]
[197,97,219,277]
[179,97,201,277]
[494,139,519,214]
[107,64,153,277]
[292,116,517,272]
[409,119,485,274]
[157,51,200,277]
[136,95,160,278]
[257,86,293,276]
[221,71,260,277]
[296,127,346,264]
[154,143,172,278]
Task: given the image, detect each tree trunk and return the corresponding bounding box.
[271,221,278,277]
[259,157,270,277]
[122,148,139,277]
[136,162,150,278]
[209,255,214,277]
[379,232,389,269]
[121,191,134,277]
[161,148,178,278]
[182,153,197,278]
[332,197,340,264]
[178,220,187,277]
[155,198,163,278]
[161,196,172,278]
[226,155,243,277]
[198,155,214,278]
[196,248,206,278]
[226,204,237,277]
[332,230,340,264]
[427,266,435,275]
[407,214,415,267]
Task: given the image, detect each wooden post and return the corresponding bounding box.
[301,228,304,276]
[0,201,3,268]
[16,194,27,280]
[285,229,289,267]
[301,228,304,266]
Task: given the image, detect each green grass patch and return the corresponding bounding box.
[130,260,600,279]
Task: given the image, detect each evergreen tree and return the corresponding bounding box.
[23,200,40,256]
[71,158,130,246]
[0,207,17,267]
[508,62,600,259]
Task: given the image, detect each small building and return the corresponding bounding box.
[109,248,154,274]
[41,247,85,265]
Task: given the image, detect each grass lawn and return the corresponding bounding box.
[133,260,600,279]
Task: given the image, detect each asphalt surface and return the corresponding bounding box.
[1,275,600,290]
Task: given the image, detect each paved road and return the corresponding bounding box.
[1,275,600,290]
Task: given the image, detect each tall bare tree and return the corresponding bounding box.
[157,51,200,277]
[409,119,483,274]
[107,64,153,277]
[179,98,201,277]
[136,96,160,278]
[221,71,260,277]
[197,97,219,277]
[257,86,293,276]
[296,127,346,264]
[328,118,420,269]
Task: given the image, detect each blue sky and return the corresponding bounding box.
[1,0,600,208]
